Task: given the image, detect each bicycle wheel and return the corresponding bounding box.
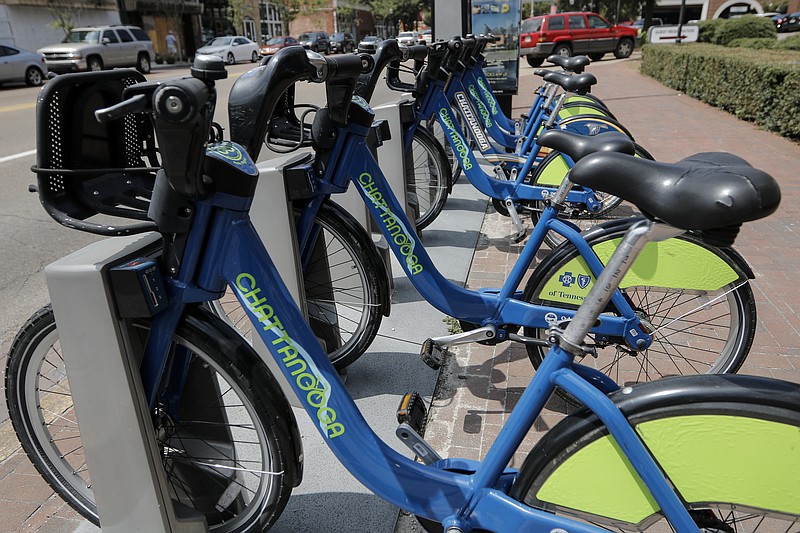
[426,111,463,183]
[5,305,298,532]
[213,200,384,369]
[522,229,756,402]
[512,375,800,531]
[406,126,452,230]
[528,143,653,249]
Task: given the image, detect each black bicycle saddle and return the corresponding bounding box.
[537,129,635,162]
[569,152,781,245]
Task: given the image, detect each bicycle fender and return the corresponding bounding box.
[531,150,570,187]
[528,227,746,307]
[558,114,635,142]
[513,374,800,526]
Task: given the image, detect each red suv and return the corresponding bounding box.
[519,12,638,67]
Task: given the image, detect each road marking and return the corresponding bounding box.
[0,149,36,163]
[0,102,36,113]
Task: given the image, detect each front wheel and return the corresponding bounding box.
[25,66,44,86]
[588,53,604,61]
[4,305,298,532]
[406,126,452,230]
[522,229,757,402]
[86,57,103,71]
[614,37,634,59]
[512,376,800,532]
[552,44,571,58]
[212,200,385,369]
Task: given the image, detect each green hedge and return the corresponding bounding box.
[641,43,800,139]
[713,15,776,45]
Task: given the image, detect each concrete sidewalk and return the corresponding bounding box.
[1,53,799,532]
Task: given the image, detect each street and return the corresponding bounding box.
[0,59,402,347]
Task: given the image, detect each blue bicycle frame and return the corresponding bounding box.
[291,109,649,351]
[138,143,700,532]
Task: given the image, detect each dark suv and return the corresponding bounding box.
[519,12,637,67]
[299,31,330,54]
[329,32,355,53]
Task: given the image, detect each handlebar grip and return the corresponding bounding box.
[153,78,209,124]
[325,53,373,81]
[95,94,148,123]
[404,44,428,62]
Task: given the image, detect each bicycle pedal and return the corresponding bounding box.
[420,338,445,370]
[397,392,428,434]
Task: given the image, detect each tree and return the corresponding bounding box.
[369,0,425,32]
[47,2,80,37]
[275,0,328,36]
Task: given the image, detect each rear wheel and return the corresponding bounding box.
[251,51,259,62]
[5,305,297,532]
[588,53,604,61]
[227,52,235,65]
[512,378,800,532]
[137,53,151,74]
[406,126,452,230]
[526,56,544,67]
[522,230,757,404]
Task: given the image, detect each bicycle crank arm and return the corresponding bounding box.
[504,199,527,242]
[420,326,498,369]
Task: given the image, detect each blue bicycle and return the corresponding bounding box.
[7,53,797,533]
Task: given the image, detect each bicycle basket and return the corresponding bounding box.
[33,69,160,235]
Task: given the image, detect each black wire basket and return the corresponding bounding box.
[32,69,160,235]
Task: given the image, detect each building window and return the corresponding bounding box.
[260,2,283,41]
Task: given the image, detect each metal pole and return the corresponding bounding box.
[676,0,686,43]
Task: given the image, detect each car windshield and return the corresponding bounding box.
[63,30,100,44]
[398,32,414,37]
[265,37,285,45]
[521,18,543,32]
[331,33,344,39]
[299,34,311,40]
[206,37,232,46]
[364,36,378,41]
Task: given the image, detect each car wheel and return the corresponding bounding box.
[526,56,544,67]
[87,57,103,72]
[136,53,151,74]
[588,53,604,61]
[614,38,634,59]
[24,67,44,86]
[552,44,571,58]
[251,51,259,62]
[227,52,235,65]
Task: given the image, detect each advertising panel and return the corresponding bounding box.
[471,0,521,95]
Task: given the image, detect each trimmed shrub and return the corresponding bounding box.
[166,55,176,64]
[155,54,164,64]
[728,37,778,48]
[697,19,725,42]
[776,34,800,50]
[641,43,800,139]
[714,15,777,46]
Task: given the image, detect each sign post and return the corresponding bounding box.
[647,24,699,44]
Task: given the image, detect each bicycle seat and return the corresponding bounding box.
[537,129,635,161]
[677,151,752,168]
[543,71,597,93]
[569,152,781,245]
[546,55,590,73]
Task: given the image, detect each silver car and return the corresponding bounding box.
[38,25,153,74]
[196,36,260,64]
[0,44,48,86]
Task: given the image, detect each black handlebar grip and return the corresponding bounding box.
[153,78,209,124]
[405,44,428,62]
[94,94,148,123]
[325,53,373,81]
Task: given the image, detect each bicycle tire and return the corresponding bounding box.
[511,374,800,531]
[406,126,452,230]
[522,228,756,404]
[529,142,653,249]
[213,200,384,369]
[426,112,463,183]
[5,304,299,532]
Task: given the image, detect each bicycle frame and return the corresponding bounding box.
[139,164,700,531]
[291,115,650,351]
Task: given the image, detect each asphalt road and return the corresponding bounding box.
[0,58,402,347]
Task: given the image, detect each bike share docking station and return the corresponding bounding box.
[42,66,415,531]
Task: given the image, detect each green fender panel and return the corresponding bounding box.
[535,415,800,524]
[538,238,740,306]
[557,106,608,119]
[564,95,601,107]
[534,154,571,186]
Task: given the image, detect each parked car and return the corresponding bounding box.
[0,44,47,86]
[397,31,425,45]
[197,35,260,64]
[358,35,383,53]
[631,17,664,34]
[519,12,638,67]
[777,12,800,32]
[329,32,356,53]
[259,35,301,57]
[298,31,330,53]
[422,29,433,44]
[38,25,153,74]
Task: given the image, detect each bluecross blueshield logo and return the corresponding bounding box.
[578,275,591,289]
[559,272,575,287]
